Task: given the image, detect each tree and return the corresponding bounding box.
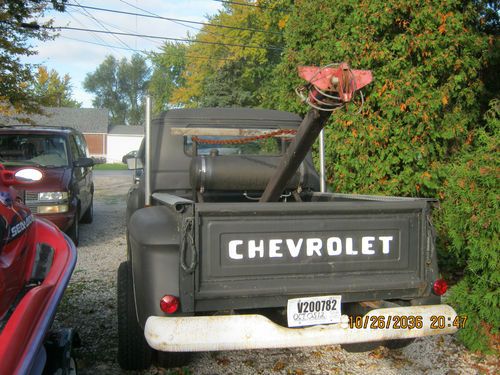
[0,0,66,117]
[148,43,187,113]
[32,66,81,107]
[267,0,498,352]
[167,0,288,107]
[199,60,255,107]
[84,54,150,125]
[118,54,150,125]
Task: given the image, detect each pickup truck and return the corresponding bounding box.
[119,107,457,370]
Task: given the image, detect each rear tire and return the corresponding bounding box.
[117,261,152,370]
[67,209,79,246]
[341,341,382,353]
[155,351,191,370]
[81,195,93,224]
[384,338,415,350]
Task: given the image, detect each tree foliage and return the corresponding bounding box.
[0,0,66,117]
[161,0,289,108]
[32,66,80,108]
[148,43,187,114]
[436,99,499,353]
[266,0,498,352]
[84,54,150,125]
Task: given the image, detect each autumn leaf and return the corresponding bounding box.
[278,15,289,30]
[273,360,286,371]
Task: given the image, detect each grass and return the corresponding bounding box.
[93,163,127,170]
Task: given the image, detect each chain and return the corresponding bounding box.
[191,129,297,145]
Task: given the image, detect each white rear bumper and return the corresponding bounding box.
[144,304,457,352]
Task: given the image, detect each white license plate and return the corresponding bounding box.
[287,295,342,328]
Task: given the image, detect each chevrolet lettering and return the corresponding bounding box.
[227,236,394,260]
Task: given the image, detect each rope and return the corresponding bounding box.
[192,129,297,144]
[180,217,197,273]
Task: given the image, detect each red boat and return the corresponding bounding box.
[0,165,77,374]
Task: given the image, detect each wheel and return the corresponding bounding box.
[117,261,152,370]
[341,341,382,353]
[68,356,77,375]
[155,351,191,370]
[341,302,384,353]
[384,338,415,350]
[67,209,79,246]
[81,194,93,224]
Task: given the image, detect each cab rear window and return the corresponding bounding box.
[184,135,286,156]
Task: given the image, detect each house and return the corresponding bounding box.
[106,125,143,163]
[0,107,108,159]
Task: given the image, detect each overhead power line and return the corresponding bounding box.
[65,9,126,56]
[50,25,283,50]
[69,8,163,47]
[73,0,132,50]
[63,3,281,35]
[61,35,146,53]
[117,0,231,42]
[213,0,291,12]
[118,0,204,36]
[60,36,239,62]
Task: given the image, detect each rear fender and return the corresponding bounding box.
[128,206,181,327]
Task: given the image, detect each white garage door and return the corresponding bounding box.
[107,135,143,163]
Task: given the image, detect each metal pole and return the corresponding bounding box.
[260,109,332,202]
[319,129,326,192]
[144,95,151,206]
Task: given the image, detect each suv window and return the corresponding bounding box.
[0,134,69,167]
[74,134,89,157]
[69,136,82,161]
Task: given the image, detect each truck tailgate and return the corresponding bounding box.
[192,199,433,311]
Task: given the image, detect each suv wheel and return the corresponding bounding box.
[81,194,93,224]
[67,209,79,246]
[117,261,152,370]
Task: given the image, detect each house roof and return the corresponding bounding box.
[0,107,109,133]
[108,124,144,135]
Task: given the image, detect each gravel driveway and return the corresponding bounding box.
[53,173,497,375]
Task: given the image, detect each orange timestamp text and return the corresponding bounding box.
[348,314,468,330]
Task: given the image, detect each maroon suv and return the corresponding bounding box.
[0,125,94,245]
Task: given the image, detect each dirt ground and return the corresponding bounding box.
[53,172,499,375]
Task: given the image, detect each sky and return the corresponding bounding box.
[24,0,223,107]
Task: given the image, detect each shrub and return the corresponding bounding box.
[436,100,499,353]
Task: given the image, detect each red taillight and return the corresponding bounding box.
[160,295,179,314]
[433,279,448,296]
